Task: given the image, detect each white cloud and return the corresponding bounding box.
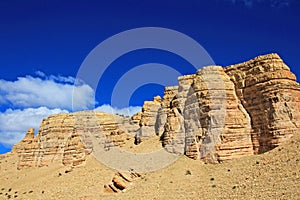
[0,107,68,146]
[35,70,75,83]
[49,74,76,84]
[95,104,141,116]
[35,70,46,78]
[0,74,94,111]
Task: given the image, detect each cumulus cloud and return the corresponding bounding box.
[35,70,75,83]
[49,74,76,84]
[0,73,94,111]
[0,107,68,146]
[35,70,46,78]
[95,104,141,116]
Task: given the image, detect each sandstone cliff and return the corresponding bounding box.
[12,112,139,169]
[225,54,300,153]
[12,53,300,168]
[134,53,300,162]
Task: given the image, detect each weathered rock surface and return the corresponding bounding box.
[155,86,179,137]
[134,96,162,144]
[158,67,254,162]
[225,53,300,153]
[12,111,139,169]
[162,75,195,155]
[135,53,300,162]
[11,53,300,167]
[104,171,142,193]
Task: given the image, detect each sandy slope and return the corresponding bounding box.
[1,132,299,200]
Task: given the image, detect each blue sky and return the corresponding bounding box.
[0,0,299,153]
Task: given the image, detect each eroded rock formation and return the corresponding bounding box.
[12,111,139,169]
[225,54,300,153]
[104,171,142,193]
[11,53,300,168]
[135,53,300,162]
[134,96,162,144]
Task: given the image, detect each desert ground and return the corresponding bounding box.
[1,132,299,200]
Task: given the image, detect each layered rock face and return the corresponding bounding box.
[12,111,139,169]
[225,54,300,153]
[135,53,300,162]
[134,96,162,144]
[186,67,254,162]
[157,67,254,162]
[12,53,300,167]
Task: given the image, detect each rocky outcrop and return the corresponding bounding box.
[162,75,195,155]
[11,53,300,167]
[134,96,162,144]
[135,53,300,162]
[155,86,178,137]
[131,112,142,125]
[225,54,300,153]
[160,67,254,162]
[12,111,139,169]
[104,171,142,193]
